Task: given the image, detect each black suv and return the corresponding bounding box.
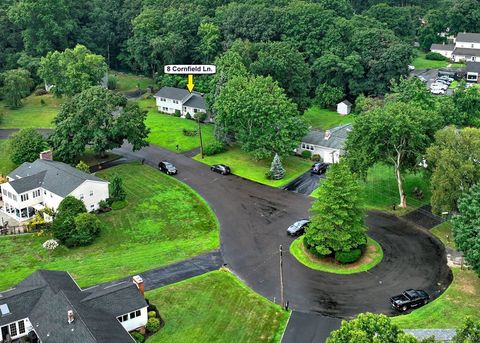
[211,164,231,175]
[158,161,177,175]
[311,162,329,175]
[390,289,429,312]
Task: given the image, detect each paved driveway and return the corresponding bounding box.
[283,171,324,195]
[115,143,452,318]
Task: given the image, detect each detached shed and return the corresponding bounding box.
[337,100,352,115]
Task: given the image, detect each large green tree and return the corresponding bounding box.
[0,68,32,108]
[345,102,441,208]
[304,163,366,257]
[213,75,307,159]
[196,22,221,64]
[426,126,480,214]
[49,86,149,163]
[8,128,47,165]
[38,44,107,97]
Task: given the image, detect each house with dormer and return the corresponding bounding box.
[430,32,480,62]
[153,87,207,118]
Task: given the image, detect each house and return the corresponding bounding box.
[431,32,480,62]
[0,152,109,223]
[298,124,353,164]
[466,62,480,83]
[0,270,148,343]
[430,43,455,59]
[154,87,207,119]
[337,100,352,115]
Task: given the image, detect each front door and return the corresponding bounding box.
[1,325,10,340]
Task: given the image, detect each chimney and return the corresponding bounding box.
[324,130,331,140]
[67,310,74,324]
[133,275,144,296]
[39,150,53,161]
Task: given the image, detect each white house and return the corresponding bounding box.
[0,152,109,222]
[154,87,207,118]
[466,61,480,83]
[337,100,352,115]
[430,43,455,59]
[297,124,353,164]
[0,270,148,343]
[431,32,480,62]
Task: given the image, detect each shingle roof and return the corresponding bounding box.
[430,43,455,51]
[453,47,480,57]
[184,94,207,110]
[154,87,207,110]
[466,62,480,73]
[302,124,353,150]
[0,270,146,343]
[7,160,106,196]
[456,32,480,43]
[339,100,352,106]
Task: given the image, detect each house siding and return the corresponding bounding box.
[118,306,148,332]
[70,180,110,211]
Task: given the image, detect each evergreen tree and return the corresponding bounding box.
[268,153,285,180]
[110,175,126,201]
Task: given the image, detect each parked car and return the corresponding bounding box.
[408,65,415,71]
[311,162,329,175]
[435,79,450,85]
[431,83,448,90]
[211,164,231,175]
[158,161,177,175]
[287,220,310,236]
[416,75,427,82]
[438,76,454,82]
[390,289,429,312]
[431,88,445,95]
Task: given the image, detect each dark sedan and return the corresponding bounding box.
[311,162,329,175]
[390,289,429,312]
[211,164,231,175]
[158,161,177,175]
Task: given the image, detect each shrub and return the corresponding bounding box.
[174,110,181,117]
[182,128,197,136]
[203,141,226,156]
[312,154,322,162]
[98,200,110,212]
[130,331,144,343]
[75,160,90,173]
[425,52,447,61]
[110,175,126,201]
[111,200,127,210]
[148,311,157,318]
[64,213,102,247]
[301,150,312,159]
[107,76,117,90]
[335,249,362,264]
[185,112,192,120]
[146,318,161,333]
[196,111,208,122]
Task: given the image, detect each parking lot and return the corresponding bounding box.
[410,67,465,96]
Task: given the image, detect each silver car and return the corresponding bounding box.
[287,220,310,236]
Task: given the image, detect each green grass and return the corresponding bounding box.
[111,71,154,92]
[138,99,216,152]
[0,163,219,291]
[449,80,458,89]
[0,94,63,128]
[146,270,290,343]
[289,236,383,274]
[193,146,312,187]
[0,140,16,177]
[392,268,480,328]
[302,106,352,130]
[431,221,456,250]
[411,50,465,70]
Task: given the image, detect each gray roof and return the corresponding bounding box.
[430,43,455,51]
[456,32,480,43]
[184,94,207,110]
[302,124,353,150]
[154,87,207,110]
[7,159,106,196]
[453,47,480,57]
[0,270,146,343]
[466,61,480,73]
[339,100,352,106]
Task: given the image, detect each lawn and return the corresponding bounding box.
[193,146,312,187]
[0,163,219,291]
[431,221,456,250]
[0,94,63,129]
[392,268,480,328]
[0,140,16,176]
[411,50,465,70]
[110,71,155,92]
[138,99,216,153]
[289,236,383,274]
[302,106,353,130]
[146,270,290,343]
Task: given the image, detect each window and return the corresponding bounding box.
[310,146,314,151]
[10,323,17,337]
[194,108,198,113]
[18,320,25,334]
[130,312,135,319]
[90,204,94,209]
[90,190,93,196]
[135,310,141,317]
[33,190,41,198]
[20,194,29,202]
[160,97,166,101]
[44,190,47,195]
[301,144,305,149]
[117,316,123,323]
[79,194,84,200]
[122,314,128,322]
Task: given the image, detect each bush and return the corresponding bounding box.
[174,110,181,117]
[425,52,447,61]
[107,76,117,90]
[111,200,127,210]
[130,331,144,343]
[203,141,226,156]
[34,88,48,96]
[148,311,157,318]
[312,154,322,162]
[182,128,197,136]
[98,200,110,212]
[301,150,312,159]
[146,317,161,333]
[335,249,362,264]
[110,175,126,201]
[196,111,208,122]
[185,112,192,120]
[75,160,90,173]
[64,213,102,247]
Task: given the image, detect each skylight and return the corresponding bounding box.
[0,303,11,316]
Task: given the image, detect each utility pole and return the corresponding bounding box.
[197,115,204,159]
[279,245,284,309]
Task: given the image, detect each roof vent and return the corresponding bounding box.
[67,310,74,324]
[324,130,332,140]
[0,303,11,316]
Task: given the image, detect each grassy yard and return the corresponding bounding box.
[392,268,480,328]
[0,94,62,129]
[194,146,312,187]
[111,71,154,92]
[146,270,290,343]
[302,106,352,130]
[0,140,16,176]
[431,222,456,250]
[0,163,219,291]
[412,50,465,70]
[138,99,215,152]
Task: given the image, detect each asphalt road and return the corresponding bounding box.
[283,171,324,195]
[115,143,452,318]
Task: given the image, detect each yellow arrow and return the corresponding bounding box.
[187,74,194,93]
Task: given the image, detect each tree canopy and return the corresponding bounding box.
[1,68,32,108]
[8,128,47,165]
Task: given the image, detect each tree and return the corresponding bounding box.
[52,196,87,245]
[267,154,285,180]
[38,44,108,97]
[196,22,221,63]
[315,83,345,108]
[69,213,102,247]
[326,313,419,343]
[345,102,441,208]
[452,184,480,276]
[110,175,126,201]
[49,86,149,163]
[304,163,366,257]
[453,317,480,343]
[75,161,90,173]
[213,75,308,159]
[426,127,480,214]
[451,87,480,127]
[1,68,32,108]
[8,128,47,165]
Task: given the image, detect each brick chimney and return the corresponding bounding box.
[132,275,144,296]
[39,150,53,161]
[67,310,74,324]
